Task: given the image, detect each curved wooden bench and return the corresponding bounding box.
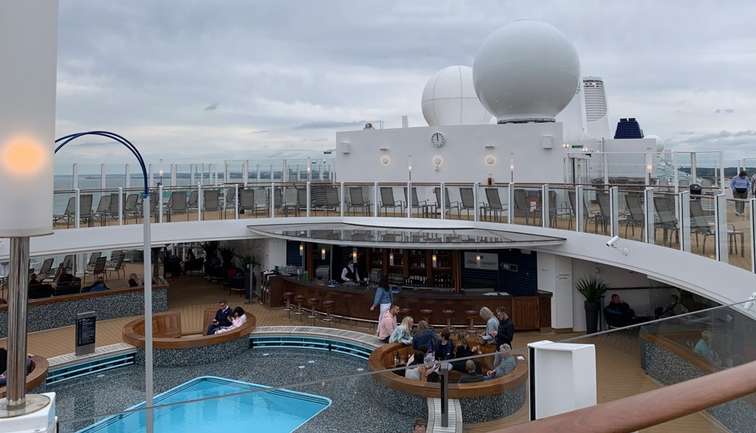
[122,309,256,349]
[368,343,527,399]
[0,355,49,399]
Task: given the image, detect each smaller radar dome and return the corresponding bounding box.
[422,65,493,126]
[473,21,580,123]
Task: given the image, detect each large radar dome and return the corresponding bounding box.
[421,65,493,126]
[473,21,580,123]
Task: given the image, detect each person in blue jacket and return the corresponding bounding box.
[370,276,393,332]
[731,170,751,215]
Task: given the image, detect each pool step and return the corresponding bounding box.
[46,343,136,386]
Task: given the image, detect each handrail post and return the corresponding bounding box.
[234,184,239,220]
[224,161,229,185]
[340,182,345,217]
[715,192,728,263]
[542,184,550,228]
[508,182,515,224]
[75,188,81,229]
[575,185,584,232]
[243,160,249,186]
[440,361,450,428]
[197,184,203,222]
[474,182,480,222]
[609,186,619,237]
[407,181,412,218]
[118,187,124,225]
[644,187,654,243]
[373,182,379,217]
[158,184,164,224]
[440,182,446,220]
[73,162,79,189]
[170,163,176,187]
[306,181,311,217]
[679,191,691,252]
[124,163,129,189]
[270,182,276,218]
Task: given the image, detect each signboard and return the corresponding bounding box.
[76,311,96,356]
[463,252,498,271]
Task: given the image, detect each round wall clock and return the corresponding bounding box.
[430,131,447,148]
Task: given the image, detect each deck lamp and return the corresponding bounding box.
[0,0,59,419]
[299,243,304,257]
[321,248,326,261]
[389,251,395,266]
[352,248,358,263]
[432,253,438,268]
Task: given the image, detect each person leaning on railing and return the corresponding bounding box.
[730,170,751,216]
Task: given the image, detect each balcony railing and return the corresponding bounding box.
[49,180,756,273]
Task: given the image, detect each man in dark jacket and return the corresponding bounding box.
[495,308,514,348]
[207,300,233,334]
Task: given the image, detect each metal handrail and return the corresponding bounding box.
[493,359,756,433]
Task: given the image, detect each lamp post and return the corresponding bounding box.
[0,1,59,419]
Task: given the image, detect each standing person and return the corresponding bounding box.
[730,170,751,216]
[479,306,499,344]
[207,300,233,335]
[378,304,399,343]
[370,276,393,331]
[340,261,361,283]
[495,308,515,349]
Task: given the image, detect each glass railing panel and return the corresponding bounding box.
[617,187,645,242]
[581,186,610,235]
[238,185,271,219]
[550,185,575,230]
[480,184,509,223]
[309,182,340,216]
[444,183,476,221]
[726,198,751,270]
[344,183,373,216]
[512,185,543,227]
[53,189,76,229]
[563,299,756,432]
[277,183,307,218]
[225,160,244,184]
[160,186,197,223]
[408,184,438,219]
[377,184,406,217]
[652,192,680,249]
[197,186,225,221]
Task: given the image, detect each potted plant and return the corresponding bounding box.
[576,277,608,334]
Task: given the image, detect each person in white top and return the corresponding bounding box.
[214,306,247,334]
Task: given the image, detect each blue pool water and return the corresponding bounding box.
[77,376,331,433]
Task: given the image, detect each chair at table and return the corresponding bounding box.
[380,187,403,216]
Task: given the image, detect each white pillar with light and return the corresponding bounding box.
[0,0,59,428]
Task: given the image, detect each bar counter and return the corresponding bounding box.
[267,276,551,330]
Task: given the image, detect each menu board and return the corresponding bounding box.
[76,311,96,355]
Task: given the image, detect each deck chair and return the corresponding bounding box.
[188,190,199,212]
[403,187,429,217]
[348,186,371,215]
[36,258,54,280]
[106,251,125,280]
[54,197,76,228]
[203,189,221,217]
[653,195,679,247]
[238,189,257,216]
[326,186,340,214]
[595,192,612,234]
[484,188,505,222]
[690,199,715,255]
[281,188,301,216]
[94,194,112,226]
[434,187,459,217]
[167,191,188,221]
[459,187,475,219]
[124,193,141,223]
[85,252,102,274]
[79,194,94,227]
[567,190,596,230]
[380,187,403,216]
[62,255,75,273]
[624,192,644,237]
[513,189,532,224]
[88,256,107,283]
[106,193,121,224]
[223,187,236,218]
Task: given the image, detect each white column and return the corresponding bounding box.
[234,184,239,220]
[715,192,728,263]
[306,181,311,217]
[679,191,691,252]
[690,152,698,183]
[373,182,379,217]
[243,160,249,186]
[575,185,584,232]
[609,186,619,237]
[170,163,177,187]
[270,182,276,218]
[75,188,81,229]
[508,183,515,224]
[197,184,203,221]
[100,163,106,189]
[73,163,79,189]
[542,184,550,228]
[340,182,345,217]
[125,163,130,189]
[644,187,655,243]
[118,187,124,225]
[158,185,163,223]
[474,182,480,222]
[440,182,446,220]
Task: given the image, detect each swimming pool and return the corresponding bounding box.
[76,376,331,433]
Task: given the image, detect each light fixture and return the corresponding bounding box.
[476,254,482,265]
[321,248,326,260]
[299,243,304,256]
[352,248,358,263]
[432,253,438,268]
[389,251,395,266]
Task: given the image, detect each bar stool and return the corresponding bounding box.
[293,294,306,321]
[322,299,336,325]
[442,307,455,328]
[283,291,295,320]
[308,297,321,325]
[465,309,478,332]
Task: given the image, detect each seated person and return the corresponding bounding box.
[604,294,636,327]
[81,276,109,293]
[655,294,689,318]
[389,316,414,345]
[207,300,233,335]
[404,349,437,382]
[452,334,482,372]
[412,321,439,353]
[0,348,34,387]
[28,273,53,299]
[55,269,81,293]
[458,359,485,383]
[486,343,517,379]
[128,273,140,287]
[377,304,399,343]
[214,306,247,334]
[694,330,719,366]
[436,328,454,361]
[479,306,499,344]
[412,418,427,433]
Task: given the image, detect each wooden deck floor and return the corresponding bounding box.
[0,275,726,433]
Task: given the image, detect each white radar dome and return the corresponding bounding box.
[421,65,493,126]
[473,21,580,123]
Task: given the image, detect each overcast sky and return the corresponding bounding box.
[55,0,756,165]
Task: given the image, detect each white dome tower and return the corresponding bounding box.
[473,21,580,123]
[421,65,493,126]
